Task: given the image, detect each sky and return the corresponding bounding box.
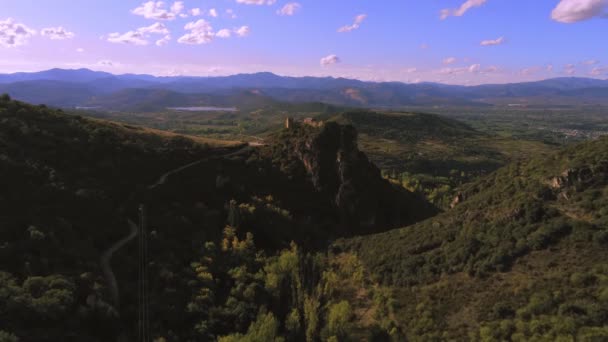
[0,0,606,85]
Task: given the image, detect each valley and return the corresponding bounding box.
[1,72,607,341]
[3,1,607,340]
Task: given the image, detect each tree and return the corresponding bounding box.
[304,295,320,342]
[0,331,19,342]
[327,301,352,338]
[218,311,284,342]
[285,308,301,340]
[21,275,75,315]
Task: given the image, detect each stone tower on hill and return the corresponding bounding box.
[285,117,294,129]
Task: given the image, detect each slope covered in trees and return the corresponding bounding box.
[0,95,236,340]
[2,95,606,341]
[335,135,608,340]
[0,97,434,341]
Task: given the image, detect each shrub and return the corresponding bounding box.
[327,301,353,338]
[593,230,608,246]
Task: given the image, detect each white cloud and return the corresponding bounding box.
[564,63,577,75]
[235,26,250,37]
[589,66,607,76]
[277,3,302,16]
[236,0,277,5]
[107,30,148,45]
[0,18,36,47]
[440,0,487,20]
[443,57,457,65]
[171,1,185,14]
[107,22,169,45]
[76,48,85,53]
[547,64,554,72]
[178,19,214,44]
[437,67,467,75]
[226,9,238,19]
[404,67,418,73]
[138,22,170,35]
[482,65,499,73]
[338,14,367,32]
[216,29,232,38]
[437,64,481,75]
[191,8,202,16]
[582,59,599,65]
[519,66,542,76]
[468,64,481,73]
[41,26,74,40]
[176,20,249,44]
[480,36,505,46]
[156,35,171,46]
[551,0,608,23]
[131,1,185,20]
[320,54,340,67]
[209,8,219,17]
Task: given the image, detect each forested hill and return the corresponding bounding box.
[3,95,606,341]
[335,135,608,340]
[329,111,482,142]
[0,97,436,341]
[0,95,238,340]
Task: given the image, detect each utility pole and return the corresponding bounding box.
[138,204,150,342]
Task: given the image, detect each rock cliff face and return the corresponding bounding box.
[550,162,608,191]
[268,122,437,233]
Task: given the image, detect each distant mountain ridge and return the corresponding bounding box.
[0,68,607,109]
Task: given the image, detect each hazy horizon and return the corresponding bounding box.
[1,66,607,87]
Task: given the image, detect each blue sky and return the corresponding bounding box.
[0,0,606,84]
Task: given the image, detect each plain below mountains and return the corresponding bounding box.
[1,68,608,109]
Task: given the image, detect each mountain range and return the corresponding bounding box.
[1,68,608,109]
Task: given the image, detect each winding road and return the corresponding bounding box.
[100,145,253,310]
[100,220,138,309]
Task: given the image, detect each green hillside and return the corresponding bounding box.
[2,95,606,341]
[327,111,556,206]
[0,95,236,341]
[335,136,608,340]
[0,96,435,341]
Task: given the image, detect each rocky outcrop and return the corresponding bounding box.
[450,192,464,209]
[286,122,437,233]
[550,161,608,191]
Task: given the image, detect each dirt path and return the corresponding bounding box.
[100,220,138,309]
[100,145,252,310]
[147,159,207,190]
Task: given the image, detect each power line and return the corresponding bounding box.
[138,204,150,342]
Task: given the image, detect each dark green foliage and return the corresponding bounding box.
[0,272,81,340]
[0,98,219,341]
[333,135,608,339]
[2,96,607,341]
[0,331,19,342]
[476,266,608,341]
[332,111,483,144]
[336,136,608,285]
[327,110,556,207]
